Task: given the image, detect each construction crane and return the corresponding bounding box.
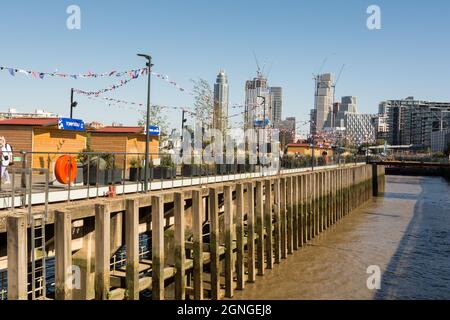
[332,64,346,104]
[253,51,265,78]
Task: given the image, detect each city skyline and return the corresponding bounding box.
[1,1,450,136]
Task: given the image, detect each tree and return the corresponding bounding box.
[191,78,214,129]
[138,104,169,142]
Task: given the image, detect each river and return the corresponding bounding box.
[233,175,450,300]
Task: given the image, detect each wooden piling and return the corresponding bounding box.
[95,204,110,300]
[326,171,331,229]
[306,174,312,241]
[245,182,256,283]
[286,177,293,254]
[208,188,220,299]
[125,199,139,300]
[273,179,282,263]
[319,172,324,233]
[72,218,95,300]
[298,176,304,247]
[192,190,204,300]
[255,181,265,276]
[280,178,287,259]
[314,172,320,237]
[174,192,186,300]
[152,195,165,300]
[7,214,28,300]
[264,179,274,268]
[292,176,298,251]
[224,185,234,298]
[55,210,73,300]
[301,175,308,244]
[235,183,245,290]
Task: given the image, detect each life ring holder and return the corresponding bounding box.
[54,155,77,184]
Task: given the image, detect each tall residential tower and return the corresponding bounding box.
[213,70,229,132]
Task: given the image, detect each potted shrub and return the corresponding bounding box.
[102,153,123,184]
[129,158,142,181]
[181,163,201,177]
[76,146,94,185]
[201,164,215,176]
[129,158,153,181]
[226,161,237,174]
[154,156,176,179]
[216,161,227,175]
[84,156,108,185]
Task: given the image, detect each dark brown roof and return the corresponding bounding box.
[91,126,145,134]
[0,118,58,126]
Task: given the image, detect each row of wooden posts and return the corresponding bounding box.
[6,164,384,300]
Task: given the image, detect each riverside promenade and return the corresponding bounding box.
[2,163,385,300]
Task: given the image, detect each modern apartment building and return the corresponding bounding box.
[269,87,282,126]
[382,97,450,148]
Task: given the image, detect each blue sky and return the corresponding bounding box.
[1,0,450,135]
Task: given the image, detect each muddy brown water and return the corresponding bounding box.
[233,175,450,300]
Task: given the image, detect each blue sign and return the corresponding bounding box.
[58,118,85,131]
[254,119,270,127]
[148,125,160,136]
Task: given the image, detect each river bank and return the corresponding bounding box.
[233,175,450,300]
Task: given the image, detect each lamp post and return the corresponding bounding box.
[310,119,316,171]
[138,53,153,193]
[70,88,78,119]
[257,96,267,172]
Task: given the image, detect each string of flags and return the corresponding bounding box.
[86,95,194,114]
[0,64,190,93]
[0,65,149,80]
[74,76,140,96]
[152,72,188,93]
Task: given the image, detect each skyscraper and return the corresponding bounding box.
[269,87,282,126]
[245,73,272,129]
[311,73,334,134]
[213,70,229,132]
[335,96,358,128]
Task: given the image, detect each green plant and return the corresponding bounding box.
[101,153,115,169]
[129,158,142,168]
[160,155,175,168]
[77,145,94,164]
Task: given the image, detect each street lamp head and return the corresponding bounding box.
[137,53,151,60]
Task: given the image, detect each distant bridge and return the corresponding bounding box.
[368,160,450,169]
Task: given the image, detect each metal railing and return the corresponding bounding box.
[0,150,363,209]
[367,154,450,164]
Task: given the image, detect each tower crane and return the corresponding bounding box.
[332,64,346,104]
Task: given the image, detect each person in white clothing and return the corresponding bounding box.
[0,136,13,184]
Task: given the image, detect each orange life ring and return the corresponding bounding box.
[55,155,77,184]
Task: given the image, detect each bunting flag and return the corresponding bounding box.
[0,64,194,96]
[86,95,195,114]
[0,65,149,80]
[73,71,146,96]
[151,71,190,93]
